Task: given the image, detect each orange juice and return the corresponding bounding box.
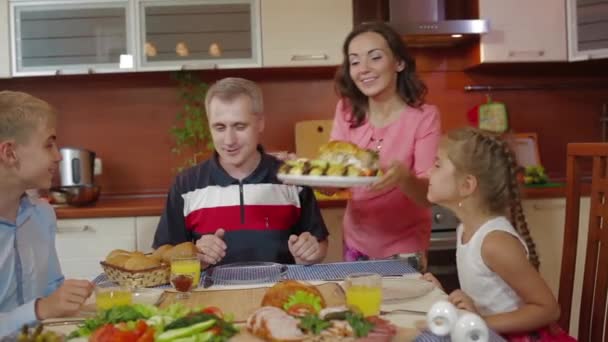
[346,285,382,317]
[96,288,132,311]
[171,258,201,288]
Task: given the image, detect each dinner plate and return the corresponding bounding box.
[277,174,379,188]
[382,277,435,303]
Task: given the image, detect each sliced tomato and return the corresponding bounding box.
[133,320,148,336]
[90,324,116,342]
[209,326,222,335]
[135,327,155,342]
[202,306,223,318]
[285,303,315,316]
[113,329,138,342]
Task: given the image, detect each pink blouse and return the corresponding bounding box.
[330,99,441,257]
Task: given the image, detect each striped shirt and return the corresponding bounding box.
[153,148,329,264]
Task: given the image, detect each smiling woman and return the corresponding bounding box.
[329,22,442,262]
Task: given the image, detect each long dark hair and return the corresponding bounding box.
[335,22,428,128]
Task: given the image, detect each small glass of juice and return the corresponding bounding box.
[95,285,133,312]
[170,256,201,299]
[344,272,382,317]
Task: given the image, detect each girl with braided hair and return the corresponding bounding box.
[424,127,574,341]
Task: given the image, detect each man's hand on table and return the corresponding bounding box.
[288,232,325,264]
[35,279,94,320]
[196,229,227,266]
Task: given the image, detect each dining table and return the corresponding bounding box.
[41,259,506,342]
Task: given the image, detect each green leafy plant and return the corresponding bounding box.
[170,71,213,170]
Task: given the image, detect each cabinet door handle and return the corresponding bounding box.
[290,54,328,61]
[181,63,217,70]
[508,50,545,58]
[57,225,94,234]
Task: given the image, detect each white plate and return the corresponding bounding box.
[383,278,435,303]
[277,174,378,188]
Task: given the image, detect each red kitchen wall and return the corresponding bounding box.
[0,58,606,196]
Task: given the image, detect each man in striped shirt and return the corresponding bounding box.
[153,78,329,266]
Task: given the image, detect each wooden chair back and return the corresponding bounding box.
[559,143,608,341]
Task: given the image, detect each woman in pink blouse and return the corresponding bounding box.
[330,22,441,262]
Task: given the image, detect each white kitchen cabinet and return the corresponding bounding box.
[522,197,590,338]
[0,0,10,78]
[261,0,352,67]
[135,216,160,253]
[567,0,608,61]
[55,217,136,280]
[10,0,135,77]
[479,0,568,62]
[136,0,261,71]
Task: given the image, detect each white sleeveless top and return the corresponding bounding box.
[456,216,527,315]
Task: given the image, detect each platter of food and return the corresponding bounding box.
[277,141,381,188]
[50,279,401,341]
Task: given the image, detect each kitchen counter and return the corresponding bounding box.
[54,183,588,219]
[54,196,349,219]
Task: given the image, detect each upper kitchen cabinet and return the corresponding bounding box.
[479,0,567,62]
[137,0,261,71]
[260,0,352,67]
[567,0,608,61]
[0,0,10,78]
[10,0,135,77]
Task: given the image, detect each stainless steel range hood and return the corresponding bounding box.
[389,0,489,47]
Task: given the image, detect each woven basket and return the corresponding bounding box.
[100,261,170,288]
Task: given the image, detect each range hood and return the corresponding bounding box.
[388,0,489,47]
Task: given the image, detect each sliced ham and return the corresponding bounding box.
[248,306,307,342]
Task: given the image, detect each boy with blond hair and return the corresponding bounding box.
[0,91,93,336]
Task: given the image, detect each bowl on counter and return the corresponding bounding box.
[49,185,100,206]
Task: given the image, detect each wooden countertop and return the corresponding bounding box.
[54,184,583,219]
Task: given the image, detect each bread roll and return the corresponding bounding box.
[162,241,197,262]
[105,249,131,261]
[153,244,173,260]
[261,280,326,312]
[106,254,131,268]
[124,255,161,271]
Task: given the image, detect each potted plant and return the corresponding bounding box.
[170,71,213,171]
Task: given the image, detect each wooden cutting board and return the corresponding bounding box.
[158,283,345,323]
[294,120,333,159]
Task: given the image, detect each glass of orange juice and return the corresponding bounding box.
[344,272,382,317]
[170,256,201,299]
[95,284,132,312]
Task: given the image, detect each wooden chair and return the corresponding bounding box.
[558,143,608,341]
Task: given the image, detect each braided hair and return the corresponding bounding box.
[444,127,540,269]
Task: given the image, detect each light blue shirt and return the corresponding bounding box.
[0,195,64,337]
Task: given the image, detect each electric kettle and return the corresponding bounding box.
[58,147,96,187]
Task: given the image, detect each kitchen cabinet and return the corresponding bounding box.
[135,216,160,253]
[567,0,608,61]
[522,197,590,338]
[320,207,344,263]
[0,0,10,78]
[479,0,568,62]
[260,0,352,67]
[136,0,261,71]
[55,217,136,280]
[9,0,135,77]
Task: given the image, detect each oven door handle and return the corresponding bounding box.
[429,233,457,251]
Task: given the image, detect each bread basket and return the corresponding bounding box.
[100,261,170,288]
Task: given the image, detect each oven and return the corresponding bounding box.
[427,205,460,293]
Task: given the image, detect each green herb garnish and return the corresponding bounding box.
[299,314,331,335]
[345,312,374,338]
